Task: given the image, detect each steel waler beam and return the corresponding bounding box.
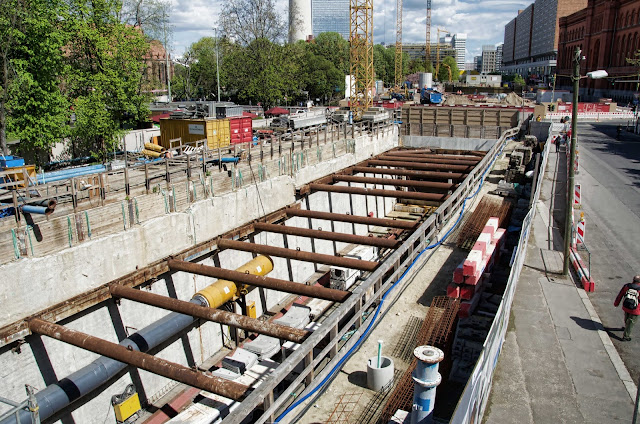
[333,175,455,190]
[378,155,479,166]
[168,259,351,302]
[309,184,448,202]
[216,238,378,272]
[367,160,472,172]
[109,285,308,343]
[388,151,484,161]
[285,208,417,229]
[351,166,466,180]
[28,318,249,401]
[253,222,398,248]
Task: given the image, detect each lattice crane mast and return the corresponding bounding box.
[349,0,374,121]
[425,0,431,70]
[395,0,403,89]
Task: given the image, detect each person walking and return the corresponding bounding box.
[555,135,562,153]
[614,275,640,341]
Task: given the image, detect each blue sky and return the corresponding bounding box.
[168,0,531,62]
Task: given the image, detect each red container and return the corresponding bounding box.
[229,117,253,144]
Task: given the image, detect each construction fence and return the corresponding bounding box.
[449,122,552,423]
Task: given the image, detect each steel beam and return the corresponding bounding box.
[387,151,483,161]
[284,208,417,230]
[378,155,479,166]
[168,259,351,302]
[309,184,448,202]
[367,159,472,172]
[109,285,308,343]
[351,166,466,180]
[333,175,455,190]
[216,238,378,272]
[253,222,398,248]
[28,318,249,401]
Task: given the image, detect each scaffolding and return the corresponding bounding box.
[349,0,374,121]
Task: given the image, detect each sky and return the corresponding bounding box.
[167,0,532,62]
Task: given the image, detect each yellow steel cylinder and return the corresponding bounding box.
[193,255,274,308]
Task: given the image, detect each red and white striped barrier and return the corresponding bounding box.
[576,213,585,246]
[570,246,595,292]
[574,183,581,208]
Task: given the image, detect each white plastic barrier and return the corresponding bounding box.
[450,123,552,424]
[546,111,635,120]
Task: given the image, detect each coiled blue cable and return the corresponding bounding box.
[275,141,507,423]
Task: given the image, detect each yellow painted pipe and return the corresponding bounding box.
[144,142,165,153]
[141,149,162,158]
[192,255,274,308]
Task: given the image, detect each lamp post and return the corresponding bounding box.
[562,47,608,275]
[215,28,221,102]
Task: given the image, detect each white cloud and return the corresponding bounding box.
[167,0,531,62]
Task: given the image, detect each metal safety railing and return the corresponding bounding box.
[0,386,39,424]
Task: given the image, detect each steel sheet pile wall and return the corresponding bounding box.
[449,123,552,424]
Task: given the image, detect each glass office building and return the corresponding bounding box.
[312,0,350,39]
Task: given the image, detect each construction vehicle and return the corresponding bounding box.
[420,87,443,105]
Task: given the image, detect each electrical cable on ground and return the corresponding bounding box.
[274,138,509,423]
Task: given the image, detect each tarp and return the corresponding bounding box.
[264,107,289,116]
[243,111,259,118]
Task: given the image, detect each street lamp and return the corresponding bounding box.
[562,47,608,275]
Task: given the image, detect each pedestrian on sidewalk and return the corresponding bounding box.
[614,275,640,341]
[554,135,563,153]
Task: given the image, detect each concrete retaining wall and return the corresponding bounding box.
[0,127,397,421]
[402,136,495,151]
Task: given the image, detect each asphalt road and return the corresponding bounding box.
[573,120,640,382]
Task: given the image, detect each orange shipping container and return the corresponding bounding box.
[159,118,231,150]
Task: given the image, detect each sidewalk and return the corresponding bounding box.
[484,145,636,423]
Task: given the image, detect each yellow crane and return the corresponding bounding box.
[425,0,432,69]
[349,0,374,121]
[395,0,403,89]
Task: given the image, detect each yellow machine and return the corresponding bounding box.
[112,384,141,423]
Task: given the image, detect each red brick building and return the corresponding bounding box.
[558,0,640,102]
[144,40,174,92]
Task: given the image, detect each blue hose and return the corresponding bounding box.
[275,141,506,423]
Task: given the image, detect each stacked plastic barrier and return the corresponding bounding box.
[448,217,506,318]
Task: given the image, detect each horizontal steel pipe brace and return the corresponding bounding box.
[333,175,455,190]
[309,183,448,202]
[28,318,249,401]
[351,166,466,180]
[367,159,472,172]
[253,222,398,248]
[109,285,307,343]
[387,151,483,161]
[168,259,351,302]
[378,155,479,166]
[216,238,378,272]
[285,208,417,230]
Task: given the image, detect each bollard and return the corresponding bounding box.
[411,345,444,424]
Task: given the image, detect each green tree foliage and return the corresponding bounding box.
[66,0,151,160]
[0,0,69,158]
[437,56,459,82]
[310,32,349,74]
[302,46,344,103]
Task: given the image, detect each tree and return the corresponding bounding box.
[0,0,69,159]
[66,0,151,161]
[220,0,286,47]
[118,0,171,41]
[437,56,459,82]
[310,32,349,74]
[302,47,344,103]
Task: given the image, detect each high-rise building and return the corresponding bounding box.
[475,56,482,72]
[312,0,350,39]
[496,44,503,72]
[481,45,497,74]
[502,0,587,82]
[438,33,467,69]
[289,0,312,43]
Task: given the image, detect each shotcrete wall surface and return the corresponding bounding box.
[403,136,495,151]
[0,127,397,422]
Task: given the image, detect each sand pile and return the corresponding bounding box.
[443,94,473,106]
[503,92,524,106]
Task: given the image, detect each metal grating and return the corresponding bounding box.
[355,368,403,424]
[325,392,364,424]
[455,196,512,250]
[392,316,422,362]
[378,296,460,423]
